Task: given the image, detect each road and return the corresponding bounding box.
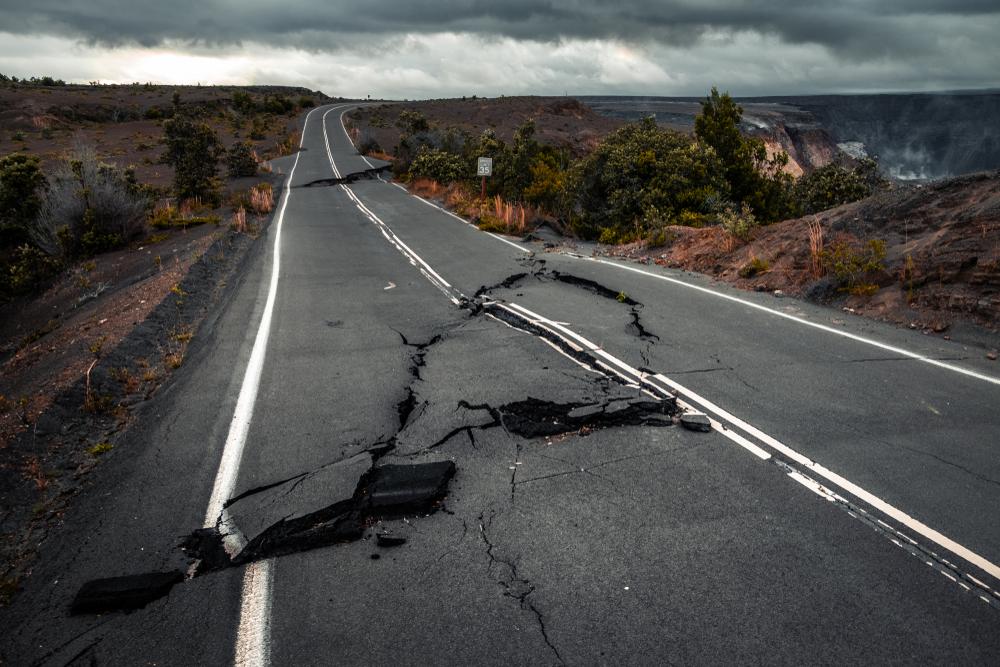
[4,103,1000,665]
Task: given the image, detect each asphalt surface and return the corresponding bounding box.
[3,103,999,665]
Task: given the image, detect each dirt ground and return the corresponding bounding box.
[0,82,322,602]
[346,96,623,158]
[0,82,326,189]
[599,171,1000,345]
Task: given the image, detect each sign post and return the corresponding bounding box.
[477,157,493,201]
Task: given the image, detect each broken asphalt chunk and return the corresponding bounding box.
[183,459,456,568]
[680,412,712,433]
[500,396,677,438]
[70,571,184,615]
[376,534,408,548]
[360,461,456,513]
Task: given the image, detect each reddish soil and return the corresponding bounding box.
[347,96,622,158]
[0,82,321,601]
[600,171,1000,342]
[0,83,325,188]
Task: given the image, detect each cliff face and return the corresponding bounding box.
[583,92,1000,181]
[788,93,1000,180]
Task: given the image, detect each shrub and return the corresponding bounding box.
[260,95,295,115]
[249,116,268,140]
[794,158,886,214]
[821,237,886,294]
[0,153,46,250]
[162,115,223,204]
[34,145,149,257]
[232,91,255,115]
[1,244,62,296]
[409,147,466,184]
[396,110,430,135]
[298,96,315,109]
[719,203,758,243]
[739,256,770,278]
[226,141,258,178]
[569,117,727,240]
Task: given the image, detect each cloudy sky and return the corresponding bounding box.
[0,1,997,98]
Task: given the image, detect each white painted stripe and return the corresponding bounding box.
[323,106,1000,596]
[651,372,1000,582]
[486,231,534,254]
[338,108,377,169]
[212,103,331,667]
[203,105,320,530]
[502,299,1000,584]
[234,560,272,667]
[584,257,1000,387]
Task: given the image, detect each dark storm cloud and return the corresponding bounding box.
[1,0,996,58]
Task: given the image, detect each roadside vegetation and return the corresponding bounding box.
[0,82,320,302]
[351,86,888,249]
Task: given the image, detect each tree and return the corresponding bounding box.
[694,87,795,222]
[0,154,45,249]
[162,115,224,203]
[226,141,258,178]
[569,117,727,239]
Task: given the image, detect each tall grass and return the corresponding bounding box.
[808,220,824,278]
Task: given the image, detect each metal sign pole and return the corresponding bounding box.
[477,157,493,202]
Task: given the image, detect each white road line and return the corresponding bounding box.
[583,257,1000,387]
[339,108,377,169]
[234,560,272,667]
[215,104,339,667]
[204,105,322,529]
[648,370,1000,583]
[507,302,1000,587]
[321,106,1000,608]
[406,188,534,254]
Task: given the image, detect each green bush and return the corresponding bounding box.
[739,256,770,278]
[568,117,727,240]
[34,146,150,257]
[1,244,62,297]
[232,91,255,115]
[0,153,45,250]
[821,238,886,294]
[396,110,430,135]
[162,115,224,204]
[794,158,886,214]
[719,203,758,242]
[409,147,466,184]
[249,116,268,140]
[226,141,258,178]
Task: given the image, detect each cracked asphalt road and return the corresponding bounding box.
[3,104,1000,665]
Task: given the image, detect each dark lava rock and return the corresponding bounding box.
[680,412,713,433]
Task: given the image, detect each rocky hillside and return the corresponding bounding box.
[602,170,1000,337]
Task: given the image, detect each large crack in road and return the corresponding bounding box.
[68,270,684,622]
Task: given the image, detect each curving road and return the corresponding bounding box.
[4,104,1000,665]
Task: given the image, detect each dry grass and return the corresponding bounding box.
[248,182,273,214]
[408,178,539,236]
[231,206,248,234]
[808,220,824,278]
[491,195,529,235]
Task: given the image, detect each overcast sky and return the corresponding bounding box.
[0,1,997,98]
